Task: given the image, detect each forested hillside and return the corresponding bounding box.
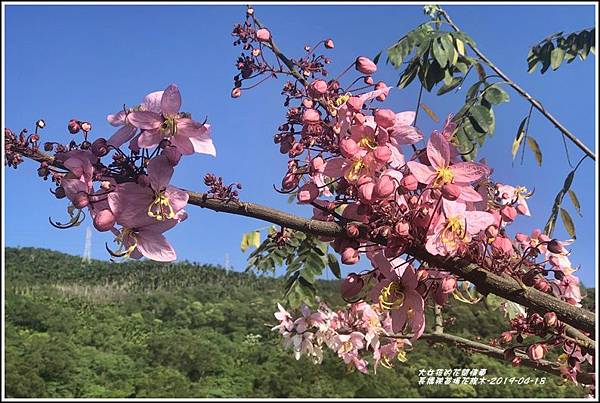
[4,247,590,398]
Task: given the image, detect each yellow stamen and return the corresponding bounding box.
[358,136,377,150]
[147,191,175,221]
[160,117,177,137]
[441,216,467,247]
[378,282,406,311]
[345,159,365,182]
[433,166,454,187]
[115,228,138,258]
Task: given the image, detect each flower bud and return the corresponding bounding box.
[324,38,334,49]
[302,98,314,109]
[355,56,377,75]
[358,182,375,204]
[373,109,396,129]
[339,138,359,159]
[73,192,89,209]
[440,276,457,294]
[282,173,299,191]
[341,247,360,265]
[36,119,46,129]
[441,183,461,200]
[310,156,325,172]
[252,48,261,57]
[544,312,558,328]
[395,221,410,236]
[515,232,529,243]
[500,205,517,222]
[256,28,271,42]
[372,146,391,163]
[364,76,374,85]
[297,182,319,204]
[547,239,564,254]
[511,356,522,367]
[346,223,360,238]
[308,79,328,97]
[54,186,66,199]
[91,138,109,157]
[93,209,116,232]
[341,273,363,300]
[373,175,396,199]
[231,87,242,98]
[500,331,513,344]
[400,174,418,191]
[527,344,545,361]
[68,119,81,134]
[346,96,364,113]
[80,122,92,132]
[302,108,321,124]
[533,276,550,292]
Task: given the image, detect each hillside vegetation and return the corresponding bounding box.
[4,247,589,398]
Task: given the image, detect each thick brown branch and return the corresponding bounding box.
[18,149,597,341]
[438,7,595,161]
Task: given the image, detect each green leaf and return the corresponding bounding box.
[437,77,462,95]
[559,208,576,238]
[373,50,383,65]
[512,116,528,160]
[526,136,543,166]
[469,104,493,132]
[483,85,510,104]
[551,47,566,70]
[327,253,341,279]
[397,61,419,88]
[568,190,582,217]
[432,37,448,68]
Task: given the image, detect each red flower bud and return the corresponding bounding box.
[441,183,461,200]
[340,138,359,159]
[93,209,116,232]
[341,247,360,265]
[373,109,396,128]
[308,79,328,97]
[358,182,375,204]
[544,312,558,328]
[527,344,546,361]
[346,96,364,113]
[297,182,319,204]
[302,108,321,124]
[256,28,271,42]
[372,145,391,163]
[400,174,418,191]
[324,38,335,49]
[91,138,108,157]
[355,56,377,75]
[68,119,81,134]
[373,175,396,199]
[231,87,242,98]
[500,331,513,344]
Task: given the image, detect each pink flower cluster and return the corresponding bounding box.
[8,84,216,262]
[229,16,588,381]
[272,301,412,373]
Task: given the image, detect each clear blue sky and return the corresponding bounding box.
[4,4,596,286]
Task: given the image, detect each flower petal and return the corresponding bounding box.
[136,230,177,262]
[147,154,174,192]
[451,162,490,183]
[161,84,182,116]
[107,125,137,148]
[427,132,450,169]
[406,161,435,184]
[128,111,162,130]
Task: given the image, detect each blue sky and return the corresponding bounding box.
[4,4,597,286]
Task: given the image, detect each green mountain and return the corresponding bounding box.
[4,247,588,398]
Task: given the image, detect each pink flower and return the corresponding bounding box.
[273,303,294,333]
[368,253,425,340]
[425,200,495,256]
[127,84,216,156]
[407,132,489,202]
[388,111,423,145]
[256,28,271,42]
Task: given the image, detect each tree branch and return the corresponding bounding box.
[19,149,597,342]
[438,7,596,161]
[419,332,594,385]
